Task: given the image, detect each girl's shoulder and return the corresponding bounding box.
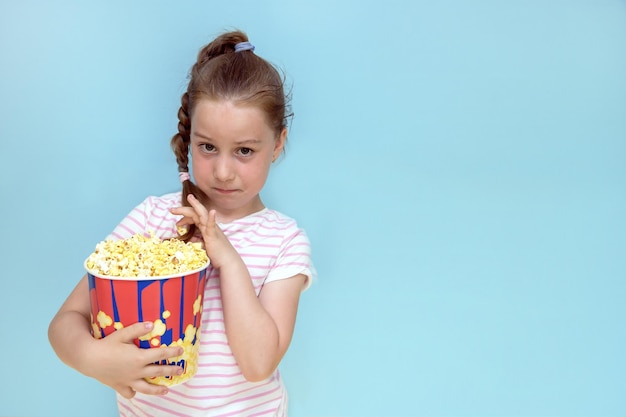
[108,192,182,240]
[128,192,182,221]
[221,208,308,243]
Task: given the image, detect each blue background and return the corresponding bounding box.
[1,1,625,416]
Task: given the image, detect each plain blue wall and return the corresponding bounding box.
[1,1,625,416]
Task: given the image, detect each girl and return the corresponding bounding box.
[48,30,314,416]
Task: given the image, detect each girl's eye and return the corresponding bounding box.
[200,144,215,153]
[238,147,254,156]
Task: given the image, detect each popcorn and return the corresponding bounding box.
[85,233,208,277]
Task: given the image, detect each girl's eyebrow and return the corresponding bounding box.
[192,131,212,141]
[234,139,262,145]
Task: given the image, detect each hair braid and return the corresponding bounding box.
[171,92,191,170]
[170,92,209,242]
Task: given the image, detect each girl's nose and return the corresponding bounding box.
[213,155,235,182]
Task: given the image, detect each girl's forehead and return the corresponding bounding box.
[190,99,276,139]
[193,99,272,125]
[192,98,264,118]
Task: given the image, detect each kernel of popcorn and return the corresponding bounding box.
[150,338,161,347]
[162,310,171,319]
[86,233,208,277]
[97,311,113,328]
[114,322,124,330]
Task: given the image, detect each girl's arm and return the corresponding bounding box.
[171,195,306,381]
[220,258,306,381]
[48,275,185,398]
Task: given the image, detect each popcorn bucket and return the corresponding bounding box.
[86,261,210,386]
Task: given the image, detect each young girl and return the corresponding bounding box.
[48,30,314,417]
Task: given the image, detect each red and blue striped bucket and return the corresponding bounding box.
[86,261,209,385]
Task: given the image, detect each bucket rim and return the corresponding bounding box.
[84,259,210,281]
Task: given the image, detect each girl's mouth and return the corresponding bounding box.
[214,188,238,194]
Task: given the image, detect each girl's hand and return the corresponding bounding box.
[85,322,184,398]
[170,194,240,269]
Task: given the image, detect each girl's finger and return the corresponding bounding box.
[131,379,170,396]
[186,194,205,212]
[186,194,209,226]
[145,345,184,365]
[170,206,196,218]
[142,363,184,381]
[110,321,157,344]
[176,217,195,227]
[208,209,217,228]
[117,385,137,399]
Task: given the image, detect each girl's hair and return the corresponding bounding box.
[170,30,292,241]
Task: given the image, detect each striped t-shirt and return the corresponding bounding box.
[109,192,314,417]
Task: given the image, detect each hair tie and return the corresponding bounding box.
[234,41,255,53]
[179,171,190,183]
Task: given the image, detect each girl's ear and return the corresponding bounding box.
[273,128,287,161]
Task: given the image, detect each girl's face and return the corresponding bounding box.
[190,99,286,222]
